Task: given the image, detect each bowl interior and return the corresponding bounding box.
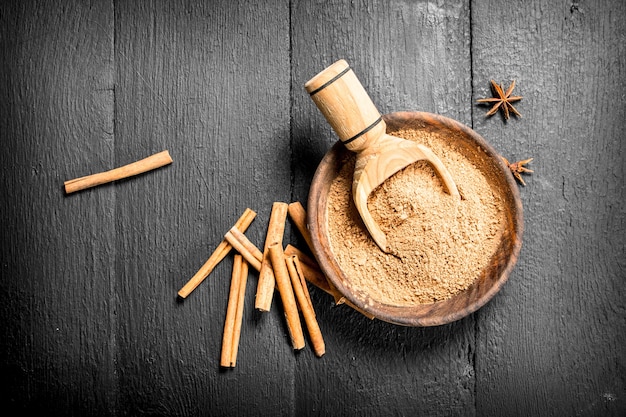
[307,111,523,326]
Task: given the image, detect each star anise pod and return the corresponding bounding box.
[477,80,522,120]
[502,156,533,185]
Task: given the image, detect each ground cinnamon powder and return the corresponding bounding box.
[326,128,505,306]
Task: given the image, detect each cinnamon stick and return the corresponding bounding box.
[287,202,315,253]
[230,257,248,367]
[220,254,248,368]
[256,202,288,312]
[268,243,305,350]
[283,245,375,320]
[283,245,333,297]
[178,208,256,298]
[290,255,313,310]
[224,227,263,272]
[220,254,241,367]
[286,255,325,357]
[64,150,173,194]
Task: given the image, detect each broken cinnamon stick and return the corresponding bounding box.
[268,243,305,350]
[178,208,256,298]
[64,150,173,194]
[286,255,325,357]
[224,227,263,272]
[256,202,288,312]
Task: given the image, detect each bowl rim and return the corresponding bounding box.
[307,111,524,326]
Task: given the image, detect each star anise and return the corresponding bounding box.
[502,156,533,185]
[477,80,522,119]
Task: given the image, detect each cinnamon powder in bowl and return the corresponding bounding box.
[307,111,523,326]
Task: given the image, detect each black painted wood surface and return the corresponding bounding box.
[1,0,624,416]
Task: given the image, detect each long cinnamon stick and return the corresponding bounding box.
[229,257,248,367]
[283,245,333,297]
[220,254,243,367]
[286,255,325,357]
[283,245,375,320]
[268,243,305,350]
[178,208,256,298]
[64,150,173,194]
[224,227,263,272]
[288,202,315,253]
[256,202,288,312]
[291,255,313,310]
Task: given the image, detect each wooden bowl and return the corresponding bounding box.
[307,111,523,326]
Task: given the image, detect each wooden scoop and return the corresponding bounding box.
[305,59,460,252]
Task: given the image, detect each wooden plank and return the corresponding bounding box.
[291,1,477,415]
[113,0,292,414]
[471,0,626,415]
[0,0,117,414]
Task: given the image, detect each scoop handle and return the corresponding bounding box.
[305,59,385,153]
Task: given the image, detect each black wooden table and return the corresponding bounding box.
[2,1,625,416]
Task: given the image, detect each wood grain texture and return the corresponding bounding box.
[0,0,117,414]
[471,0,626,415]
[0,0,624,415]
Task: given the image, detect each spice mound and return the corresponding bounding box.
[327,128,505,306]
